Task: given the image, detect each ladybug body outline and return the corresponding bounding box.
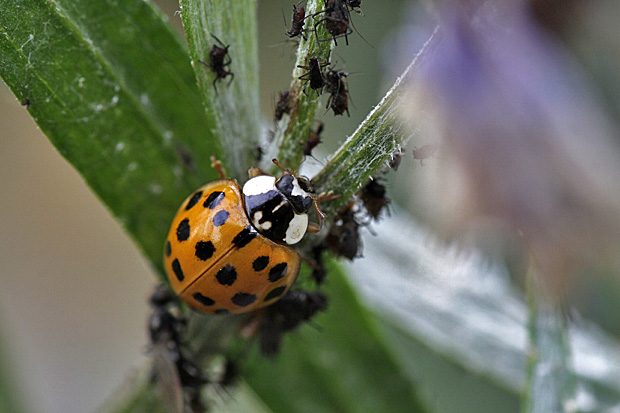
[163,162,321,315]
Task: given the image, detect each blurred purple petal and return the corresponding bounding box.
[403,3,620,285]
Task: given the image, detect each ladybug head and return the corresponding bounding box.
[275,173,315,214]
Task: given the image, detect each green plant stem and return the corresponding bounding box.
[313,27,440,218]
[523,263,576,412]
[267,0,333,174]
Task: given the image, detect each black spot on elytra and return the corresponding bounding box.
[204,191,225,209]
[172,259,184,281]
[232,226,257,248]
[165,241,172,257]
[252,256,269,272]
[195,240,215,261]
[264,286,286,301]
[269,262,288,282]
[215,309,230,315]
[215,264,237,286]
[193,292,215,306]
[213,209,229,227]
[185,190,203,210]
[176,218,190,242]
[231,292,257,307]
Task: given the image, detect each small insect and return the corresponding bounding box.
[175,145,196,171]
[148,285,209,413]
[258,289,328,356]
[201,35,234,88]
[359,178,390,221]
[303,122,324,157]
[163,157,330,315]
[298,57,330,96]
[309,244,327,285]
[345,0,362,10]
[311,0,353,46]
[325,69,350,116]
[389,149,404,171]
[274,90,292,122]
[326,203,362,260]
[285,4,307,40]
[21,97,30,109]
[412,144,441,166]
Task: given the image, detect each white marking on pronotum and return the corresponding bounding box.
[243,176,275,196]
[291,178,311,198]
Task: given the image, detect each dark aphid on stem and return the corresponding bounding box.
[345,0,362,10]
[325,68,350,116]
[148,285,209,413]
[312,0,353,46]
[326,202,362,260]
[200,35,234,88]
[309,243,328,285]
[285,4,307,40]
[258,289,328,356]
[359,178,390,221]
[274,90,293,121]
[298,57,330,96]
[303,121,324,158]
[412,144,441,166]
[389,149,404,171]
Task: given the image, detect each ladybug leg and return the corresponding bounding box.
[307,190,340,233]
[210,156,227,178]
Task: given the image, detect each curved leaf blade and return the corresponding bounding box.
[244,261,428,413]
[0,0,218,271]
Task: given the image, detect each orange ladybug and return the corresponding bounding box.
[163,158,325,315]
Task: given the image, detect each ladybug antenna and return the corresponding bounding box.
[272,158,292,175]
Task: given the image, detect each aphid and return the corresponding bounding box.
[258,289,328,356]
[389,149,404,171]
[163,157,330,315]
[312,0,353,46]
[326,203,362,260]
[298,57,330,96]
[359,178,390,221]
[345,0,362,10]
[286,4,307,40]
[325,69,350,116]
[274,90,292,122]
[201,35,234,88]
[309,244,327,285]
[176,145,196,171]
[148,285,209,413]
[303,122,324,157]
[412,144,441,166]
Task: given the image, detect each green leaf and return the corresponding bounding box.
[344,207,620,411]
[244,260,427,413]
[179,0,262,179]
[0,0,217,273]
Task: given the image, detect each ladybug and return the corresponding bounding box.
[163,158,326,315]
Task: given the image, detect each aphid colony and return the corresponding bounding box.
[147,1,415,408]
